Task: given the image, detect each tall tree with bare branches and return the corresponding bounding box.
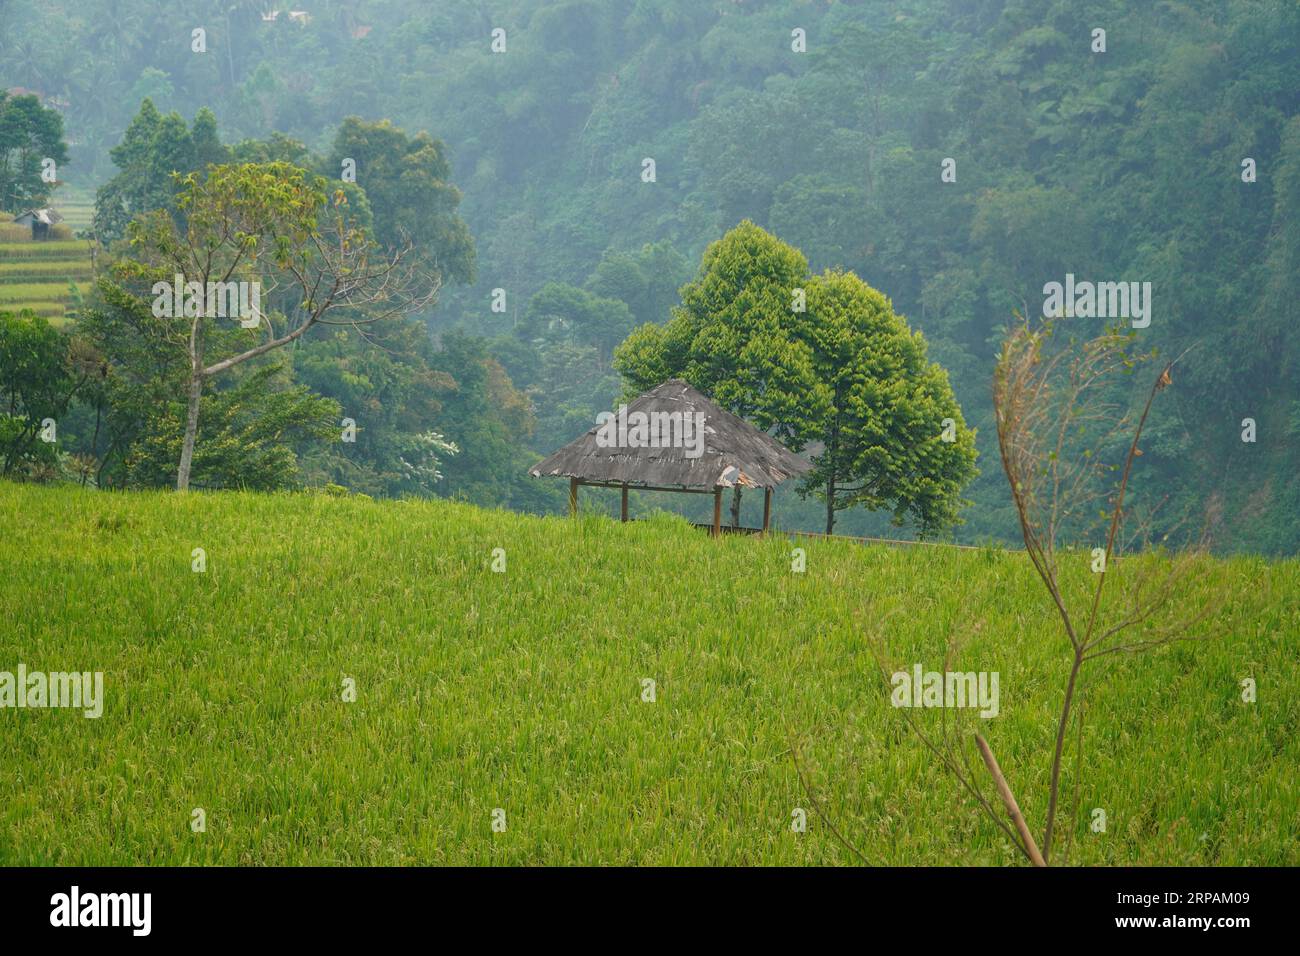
[112,161,440,490]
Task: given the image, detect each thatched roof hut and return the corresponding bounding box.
[13,207,62,240]
[529,379,811,533]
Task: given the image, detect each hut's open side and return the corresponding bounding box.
[528,379,811,533]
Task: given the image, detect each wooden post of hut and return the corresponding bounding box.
[527,379,811,537]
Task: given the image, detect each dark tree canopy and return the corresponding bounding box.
[0,92,69,213]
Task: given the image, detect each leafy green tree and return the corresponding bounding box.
[126,67,174,112]
[492,333,619,455]
[0,311,98,478]
[190,107,228,169]
[0,92,69,213]
[115,361,341,491]
[229,131,314,167]
[615,222,976,535]
[427,331,558,512]
[808,19,930,202]
[615,221,821,437]
[111,161,439,490]
[92,100,232,241]
[521,281,635,365]
[585,240,690,327]
[801,269,978,535]
[685,85,828,227]
[78,283,341,491]
[768,173,868,273]
[295,320,459,496]
[325,117,476,282]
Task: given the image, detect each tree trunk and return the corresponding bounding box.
[824,402,842,536]
[176,372,203,491]
[824,476,836,535]
[730,486,742,528]
[86,401,101,487]
[224,12,236,87]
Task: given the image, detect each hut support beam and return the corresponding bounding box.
[562,478,770,538]
[563,481,719,495]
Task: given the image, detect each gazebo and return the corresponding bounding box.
[528,379,811,535]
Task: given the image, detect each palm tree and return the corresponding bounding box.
[93,0,144,63]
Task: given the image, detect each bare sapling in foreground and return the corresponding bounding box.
[798,320,1219,865]
[986,320,1217,864]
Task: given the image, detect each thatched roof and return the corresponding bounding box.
[13,208,62,226]
[529,379,811,490]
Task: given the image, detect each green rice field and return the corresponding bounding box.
[0,482,1295,865]
[0,188,97,325]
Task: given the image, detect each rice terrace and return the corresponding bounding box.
[1,483,1295,865]
[0,0,1298,937]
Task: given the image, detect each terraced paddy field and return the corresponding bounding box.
[0,197,97,325]
[0,483,1295,865]
[55,186,95,233]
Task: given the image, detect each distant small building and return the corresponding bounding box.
[12,207,63,240]
[261,9,310,23]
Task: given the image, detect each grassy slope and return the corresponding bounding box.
[0,482,1295,865]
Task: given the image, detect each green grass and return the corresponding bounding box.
[55,186,95,231]
[0,482,1295,865]
[0,234,96,321]
[0,301,67,319]
[0,240,95,259]
[0,281,92,303]
[0,259,94,280]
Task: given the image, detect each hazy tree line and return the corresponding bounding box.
[1,0,1296,551]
